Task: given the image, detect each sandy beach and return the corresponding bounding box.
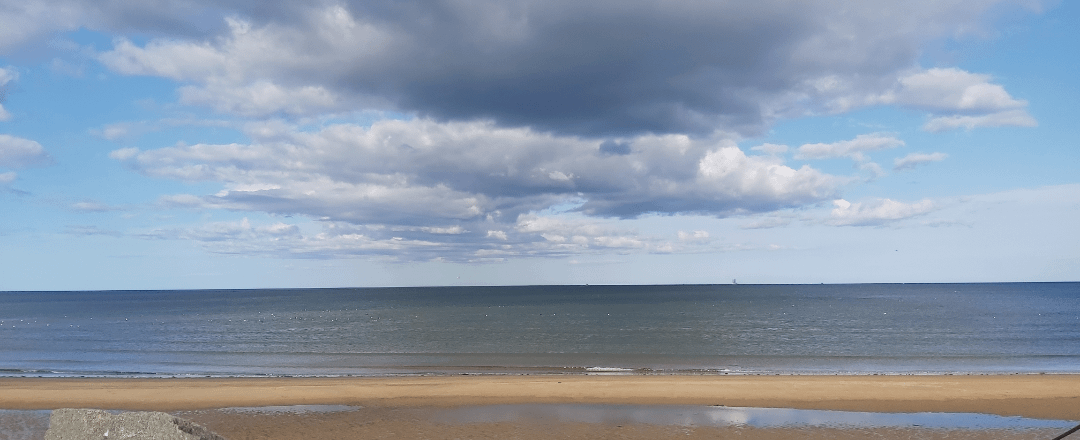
[2,375,1078,439]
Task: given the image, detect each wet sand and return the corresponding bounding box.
[2,375,1078,439]
[175,408,1071,440]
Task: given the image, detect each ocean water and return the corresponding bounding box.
[1,283,1078,377]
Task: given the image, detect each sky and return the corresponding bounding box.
[0,0,1077,290]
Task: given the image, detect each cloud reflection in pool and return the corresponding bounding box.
[423,404,1076,430]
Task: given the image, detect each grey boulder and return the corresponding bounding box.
[45,408,226,440]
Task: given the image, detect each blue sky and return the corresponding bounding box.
[1,0,1077,290]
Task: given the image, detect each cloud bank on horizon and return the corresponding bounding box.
[0,0,1077,288]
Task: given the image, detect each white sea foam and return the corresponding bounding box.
[585,367,635,372]
[220,405,359,414]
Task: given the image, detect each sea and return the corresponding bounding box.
[1,283,1078,378]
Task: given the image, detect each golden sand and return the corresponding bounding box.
[3,375,1078,440]
[2,375,1079,418]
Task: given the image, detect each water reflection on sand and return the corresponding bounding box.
[421,404,1077,430]
[1,405,1076,440]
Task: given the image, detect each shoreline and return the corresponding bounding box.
[2,375,1079,420]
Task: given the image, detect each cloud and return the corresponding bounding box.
[133,214,718,262]
[101,124,132,140]
[894,152,948,170]
[858,161,886,181]
[4,1,1048,262]
[888,68,1037,132]
[677,230,710,243]
[599,140,631,156]
[114,118,846,222]
[0,0,279,53]
[91,1,1039,136]
[94,118,239,142]
[828,198,937,226]
[111,117,850,259]
[863,68,1037,132]
[0,134,52,168]
[516,214,648,252]
[694,145,843,214]
[159,193,210,208]
[72,201,123,212]
[0,67,15,84]
[93,122,136,141]
[139,218,342,257]
[794,134,905,161]
[892,68,1028,112]
[922,109,1037,132]
[64,225,123,237]
[0,66,16,121]
[750,143,788,155]
[740,214,794,229]
[108,147,140,160]
[0,171,15,185]
[178,80,338,117]
[811,66,1037,131]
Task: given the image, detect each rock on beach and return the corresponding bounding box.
[44,408,226,440]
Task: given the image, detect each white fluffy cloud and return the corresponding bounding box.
[811,67,1036,131]
[0,131,51,188]
[923,109,1038,132]
[697,145,842,207]
[892,68,1027,112]
[114,118,846,221]
[178,81,338,117]
[894,152,948,170]
[0,134,51,168]
[99,11,387,117]
[795,134,905,161]
[885,68,1035,131]
[0,2,78,51]
[110,118,849,260]
[828,198,937,226]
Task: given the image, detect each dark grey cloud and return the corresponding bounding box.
[91,0,1036,136]
[599,140,630,156]
[330,0,838,136]
[0,0,321,52]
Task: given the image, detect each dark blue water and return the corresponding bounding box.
[1,283,1077,377]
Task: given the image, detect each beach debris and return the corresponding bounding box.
[44,408,227,440]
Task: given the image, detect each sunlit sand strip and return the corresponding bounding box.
[1,375,1078,420]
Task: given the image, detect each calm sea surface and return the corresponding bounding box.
[1,283,1078,377]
